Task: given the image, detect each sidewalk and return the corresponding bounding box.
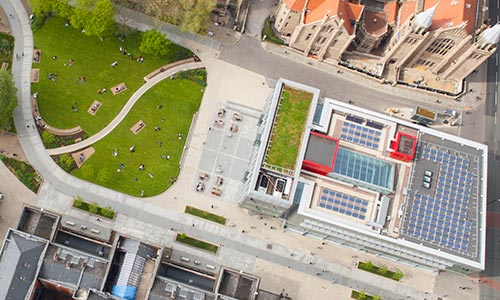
[264,42,487,111]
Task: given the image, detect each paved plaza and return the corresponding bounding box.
[196,102,261,202]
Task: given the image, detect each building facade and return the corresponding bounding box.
[273,0,499,94]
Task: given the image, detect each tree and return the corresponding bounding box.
[28,0,71,18]
[0,70,17,129]
[139,29,172,56]
[71,0,115,37]
[179,0,215,34]
[86,0,115,37]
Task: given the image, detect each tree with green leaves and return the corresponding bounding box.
[0,70,17,130]
[139,29,172,56]
[71,0,115,37]
[144,0,215,34]
[87,0,115,37]
[28,0,72,18]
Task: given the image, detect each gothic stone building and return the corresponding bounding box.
[273,0,500,94]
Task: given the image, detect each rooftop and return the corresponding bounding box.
[17,206,58,240]
[217,268,260,300]
[0,230,47,300]
[423,0,478,34]
[283,93,487,270]
[264,85,313,172]
[39,244,108,290]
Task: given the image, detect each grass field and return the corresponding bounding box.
[185,206,227,225]
[33,17,191,135]
[265,86,312,170]
[71,72,204,196]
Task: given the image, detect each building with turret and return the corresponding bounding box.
[272,0,497,94]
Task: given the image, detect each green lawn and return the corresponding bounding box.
[71,73,204,196]
[176,233,219,254]
[265,86,312,170]
[33,17,192,135]
[185,206,227,225]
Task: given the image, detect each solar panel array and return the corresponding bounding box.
[340,121,381,150]
[405,146,476,254]
[318,187,369,220]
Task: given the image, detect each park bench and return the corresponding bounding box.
[143,58,195,82]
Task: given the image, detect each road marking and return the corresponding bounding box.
[496,91,498,107]
[496,111,498,125]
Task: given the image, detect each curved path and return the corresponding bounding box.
[3,1,438,300]
[47,61,204,155]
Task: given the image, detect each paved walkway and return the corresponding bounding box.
[47,61,205,155]
[3,1,476,299]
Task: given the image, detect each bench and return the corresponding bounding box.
[1,62,8,70]
[111,83,127,95]
[143,58,195,82]
[32,49,41,63]
[31,69,39,83]
[130,120,146,135]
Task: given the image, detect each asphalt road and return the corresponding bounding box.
[480,0,500,299]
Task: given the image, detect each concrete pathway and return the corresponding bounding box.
[47,61,205,155]
[0,158,36,239]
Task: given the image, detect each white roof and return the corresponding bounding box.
[481,23,500,44]
[415,3,438,29]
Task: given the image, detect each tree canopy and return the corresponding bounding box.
[71,0,115,37]
[139,29,172,56]
[0,70,18,129]
[145,0,216,34]
[28,0,71,17]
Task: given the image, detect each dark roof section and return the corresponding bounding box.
[0,230,47,300]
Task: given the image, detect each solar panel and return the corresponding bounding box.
[366,121,384,130]
[318,188,369,220]
[404,144,476,254]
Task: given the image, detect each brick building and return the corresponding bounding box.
[273,0,500,94]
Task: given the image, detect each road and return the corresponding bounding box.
[480,0,500,298]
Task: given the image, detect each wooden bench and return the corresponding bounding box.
[1,62,8,71]
[32,49,41,63]
[111,83,127,95]
[130,120,146,135]
[87,100,102,115]
[143,58,195,82]
[31,69,39,83]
